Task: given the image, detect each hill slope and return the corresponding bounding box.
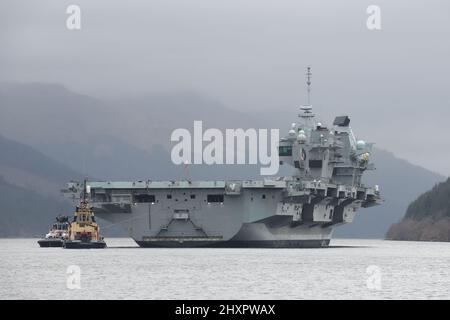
[0,177,72,237]
[386,178,450,241]
[0,135,131,237]
[0,134,82,196]
[0,134,84,237]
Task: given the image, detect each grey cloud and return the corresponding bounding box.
[0,0,449,175]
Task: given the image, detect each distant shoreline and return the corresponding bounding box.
[1,236,449,244]
[386,217,450,242]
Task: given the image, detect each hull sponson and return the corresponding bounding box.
[230,221,332,241]
[135,222,333,248]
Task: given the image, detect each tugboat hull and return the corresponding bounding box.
[63,240,107,249]
[38,239,64,247]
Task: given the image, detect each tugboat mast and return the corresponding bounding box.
[81,178,89,204]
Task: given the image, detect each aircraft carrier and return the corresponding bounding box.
[62,68,382,248]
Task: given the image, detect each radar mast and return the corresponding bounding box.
[299,66,315,127]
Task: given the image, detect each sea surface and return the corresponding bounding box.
[0,238,449,300]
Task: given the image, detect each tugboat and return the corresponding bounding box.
[37,215,70,247]
[63,180,106,249]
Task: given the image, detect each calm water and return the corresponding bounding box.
[0,238,449,300]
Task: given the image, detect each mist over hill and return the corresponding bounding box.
[0,82,446,238]
[0,134,83,196]
[0,177,71,237]
[0,135,81,237]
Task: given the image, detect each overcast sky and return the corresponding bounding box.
[1,0,449,175]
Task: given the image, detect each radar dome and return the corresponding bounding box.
[297,130,307,143]
[356,140,366,150]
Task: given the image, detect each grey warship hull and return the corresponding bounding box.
[63,177,378,248]
[136,223,332,248]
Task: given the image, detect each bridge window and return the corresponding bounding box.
[309,160,323,168]
[279,146,292,156]
[134,194,156,203]
[207,194,224,203]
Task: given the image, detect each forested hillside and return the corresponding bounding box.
[386,178,450,241]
